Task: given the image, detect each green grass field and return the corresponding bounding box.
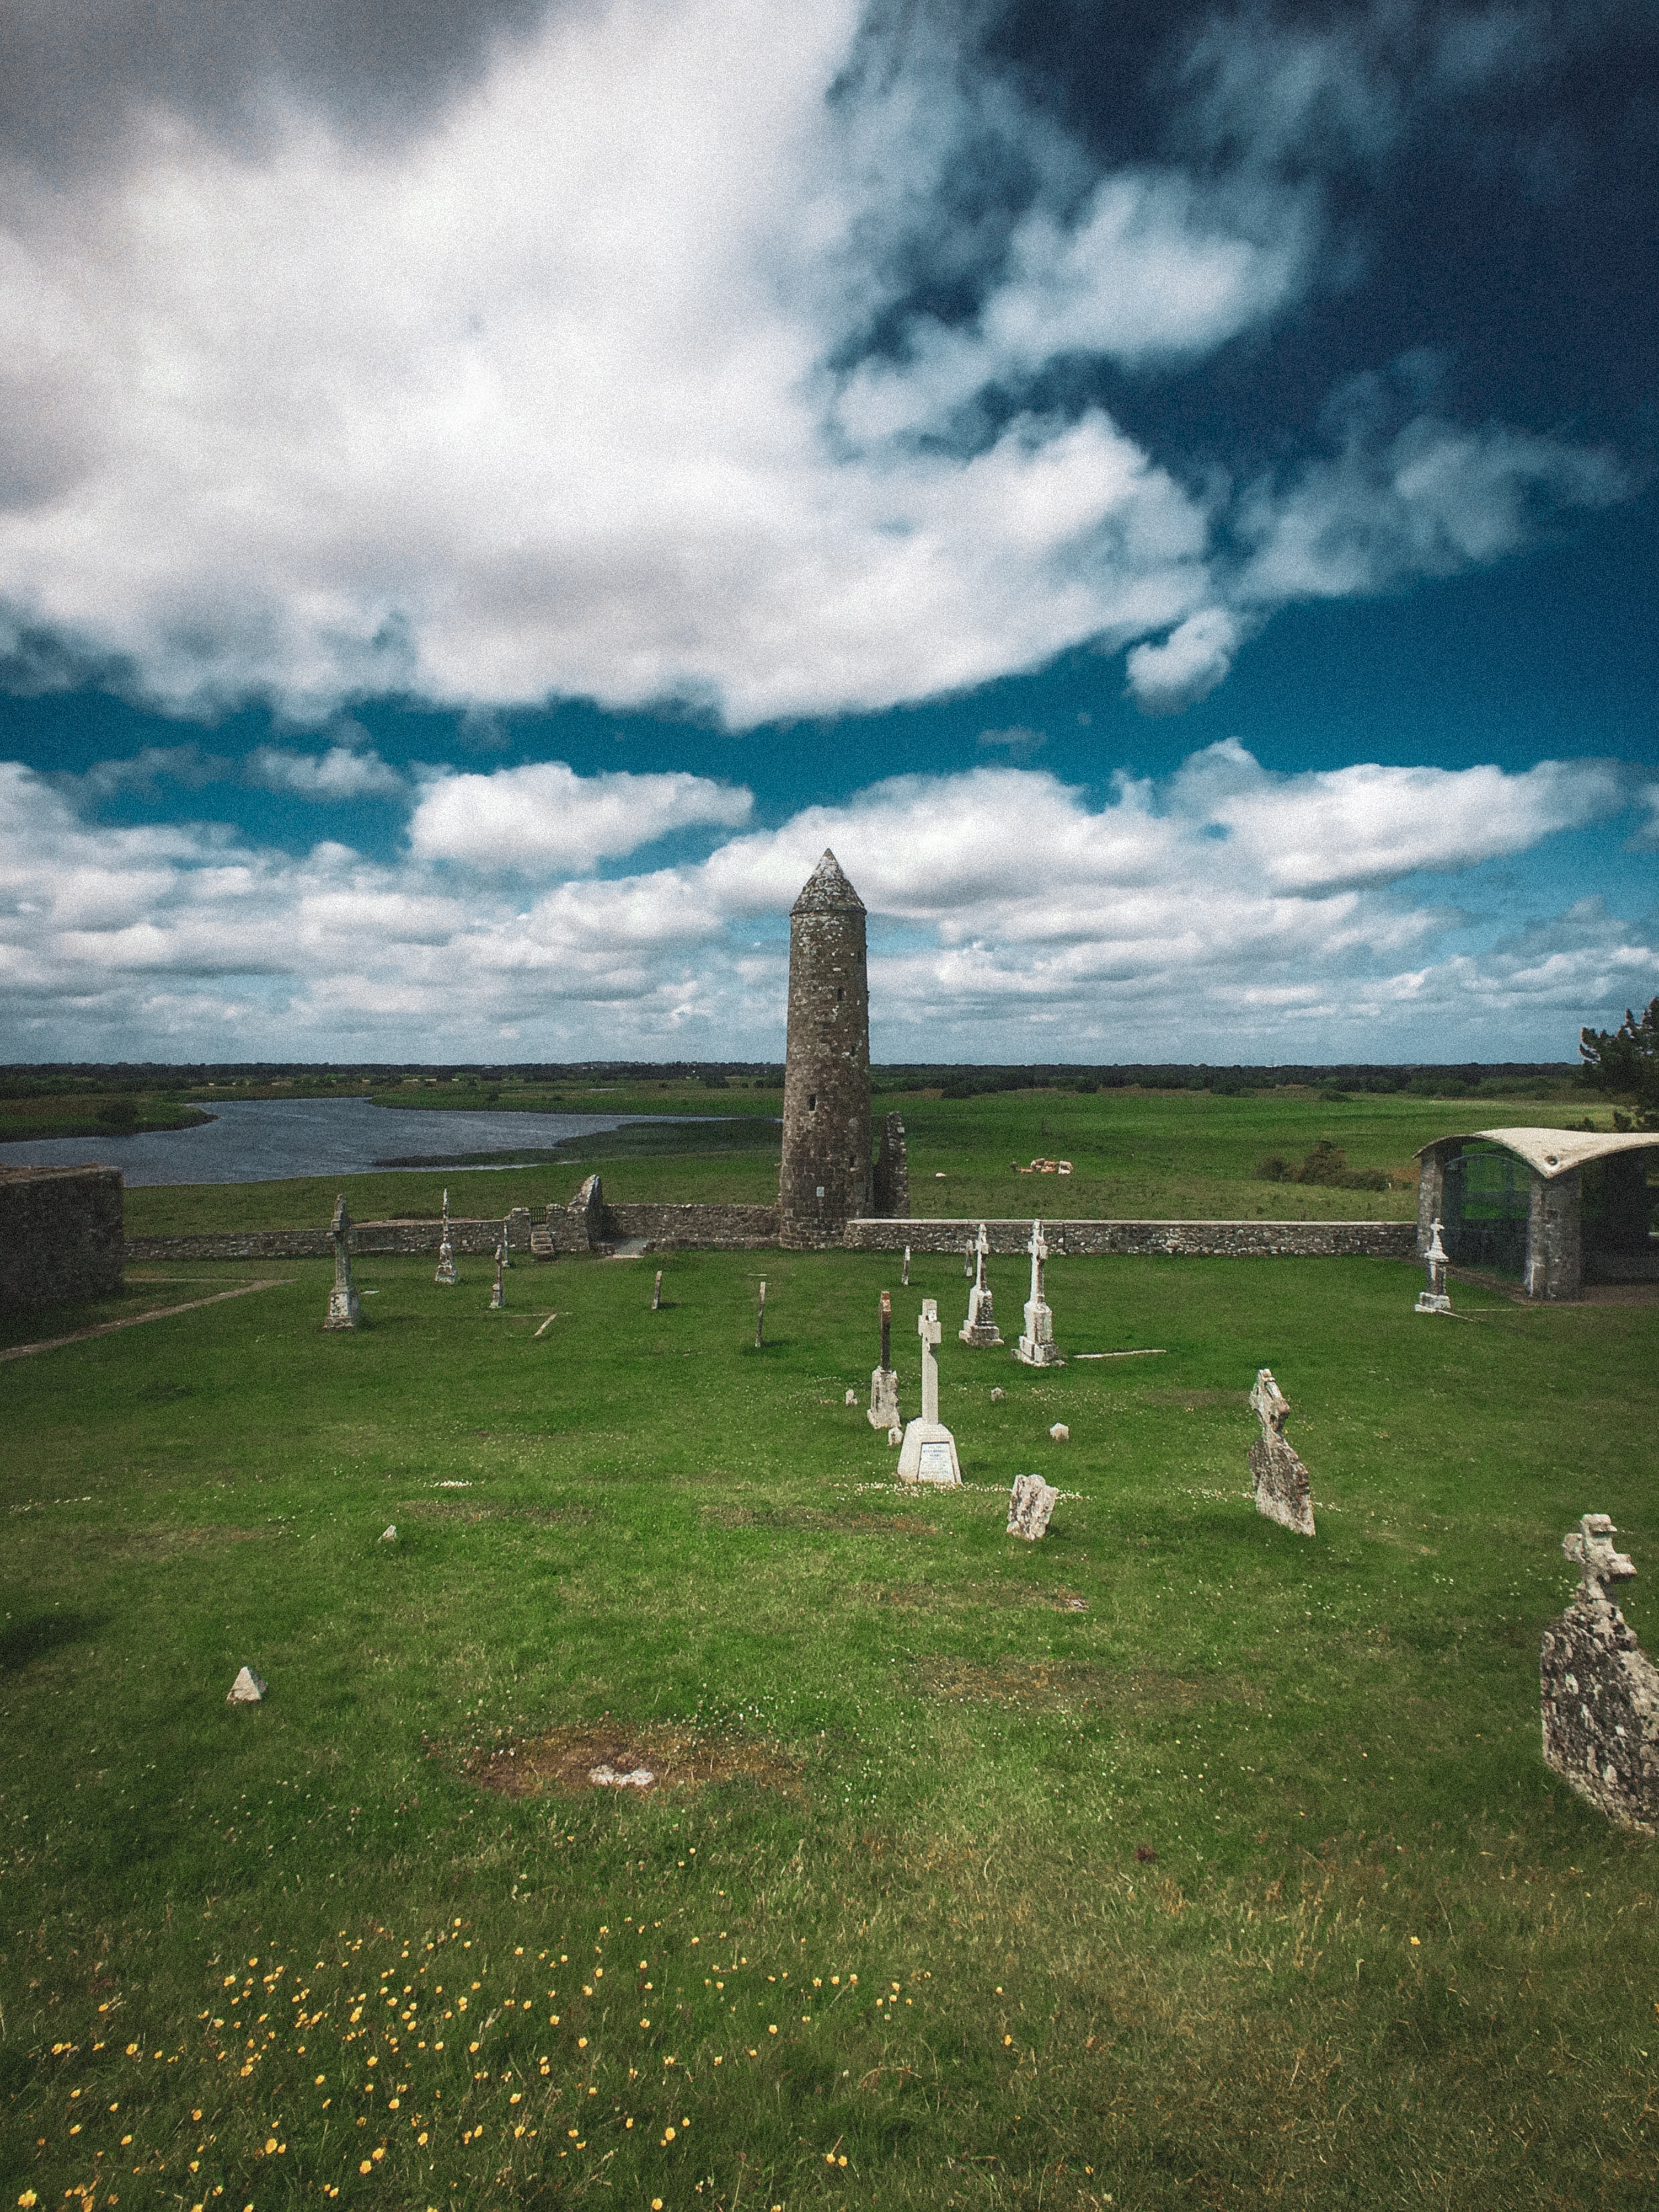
[4,1237,1657,2210]
[113,1083,1628,1240]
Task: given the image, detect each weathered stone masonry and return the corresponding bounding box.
[841,1216,1416,1259]
[779,851,872,1248]
[1,1164,125,1309]
[129,1205,1411,1264]
[127,1184,782,1264]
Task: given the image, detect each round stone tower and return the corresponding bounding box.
[779,849,871,1248]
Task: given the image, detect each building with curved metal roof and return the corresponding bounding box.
[1415,1127,1656,1300]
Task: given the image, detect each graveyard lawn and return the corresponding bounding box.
[3,1248,1657,2211]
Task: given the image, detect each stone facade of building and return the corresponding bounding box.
[779,850,873,1248]
[1,1164,125,1310]
[871,1110,909,1220]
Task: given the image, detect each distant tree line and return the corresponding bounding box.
[0,1057,1580,1098]
[879,1062,1576,1100]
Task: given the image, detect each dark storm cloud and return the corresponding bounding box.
[0,0,560,177]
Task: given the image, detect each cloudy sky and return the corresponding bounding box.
[1,0,1655,1067]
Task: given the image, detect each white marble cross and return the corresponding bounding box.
[1026,1219,1047,1306]
[1416,1215,1453,1313]
[918,1298,942,1423]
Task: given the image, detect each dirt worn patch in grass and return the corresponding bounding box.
[462,1719,803,1800]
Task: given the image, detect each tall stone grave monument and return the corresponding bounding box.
[897,1298,962,1484]
[324,1195,361,1330]
[780,851,871,1247]
[959,1222,1003,1346]
[1248,1368,1315,1536]
[1541,1514,1659,1832]
[490,1237,507,1309]
[434,1188,458,1286]
[1014,1220,1063,1367]
[1415,1217,1453,1314]
[869,1288,901,1431]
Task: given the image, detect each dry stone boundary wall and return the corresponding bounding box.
[128,1205,1412,1262]
[841,1216,1416,1258]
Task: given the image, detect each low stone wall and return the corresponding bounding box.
[603,1201,780,1248]
[126,1219,513,1263]
[1,1164,126,1308]
[842,1215,1417,1259]
[127,1206,1416,1264]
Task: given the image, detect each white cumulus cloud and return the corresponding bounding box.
[0,742,1647,1066]
[407,762,753,872]
[246,742,405,799]
[0,0,1626,728]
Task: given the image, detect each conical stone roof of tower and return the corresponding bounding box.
[791,848,865,915]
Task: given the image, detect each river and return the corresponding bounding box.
[0,1094,662,1187]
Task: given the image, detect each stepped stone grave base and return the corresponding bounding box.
[896,1419,961,1486]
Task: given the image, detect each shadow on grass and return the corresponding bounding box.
[0,1608,110,1675]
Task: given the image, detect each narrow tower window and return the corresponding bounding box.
[808,1094,816,1111]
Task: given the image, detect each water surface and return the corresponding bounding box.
[0,1095,658,1187]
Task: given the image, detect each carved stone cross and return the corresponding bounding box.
[1026,1219,1047,1306]
[918,1297,941,1424]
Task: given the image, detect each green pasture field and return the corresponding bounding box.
[3,1245,1657,2209]
[0,1093,210,1144]
[116,1083,1631,1239]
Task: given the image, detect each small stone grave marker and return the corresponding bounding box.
[227,1666,267,1704]
[1007,1473,1058,1541]
[1540,1513,1659,1832]
[1247,1369,1315,1536]
[869,1289,901,1430]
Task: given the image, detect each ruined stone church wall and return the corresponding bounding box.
[1,1164,125,1308]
